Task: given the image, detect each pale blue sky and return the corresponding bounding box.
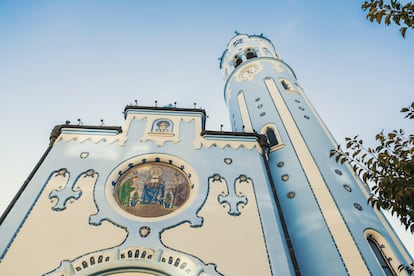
[0,0,413,255]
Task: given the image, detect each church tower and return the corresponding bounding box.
[220,33,412,275]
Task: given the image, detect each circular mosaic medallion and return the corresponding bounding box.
[114,162,191,218]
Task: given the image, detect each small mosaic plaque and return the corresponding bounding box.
[114,162,190,218]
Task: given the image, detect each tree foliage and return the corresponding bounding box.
[362,0,414,37]
[330,102,414,233]
[399,262,414,275]
[331,102,414,273]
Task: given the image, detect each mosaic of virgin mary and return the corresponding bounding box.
[141,167,165,205]
[114,163,190,218]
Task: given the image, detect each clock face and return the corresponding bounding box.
[114,162,191,218]
[237,64,261,81]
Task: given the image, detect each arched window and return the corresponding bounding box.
[367,236,396,276]
[281,79,291,90]
[266,128,278,147]
[234,57,243,68]
[246,49,257,60]
[261,124,283,151]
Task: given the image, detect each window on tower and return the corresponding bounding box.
[234,57,243,68]
[281,79,291,90]
[261,124,283,152]
[246,49,257,60]
[367,235,396,276]
[266,128,278,147]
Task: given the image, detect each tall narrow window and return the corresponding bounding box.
[281,80,290,90]
[235,57,243,67]
[367,236,396,276]
[261,123,282,151]
[266,128,278,147]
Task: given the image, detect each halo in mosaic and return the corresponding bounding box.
[114,162,190,218]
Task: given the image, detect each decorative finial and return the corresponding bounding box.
[155,100,158,107]
[174,102,177,108]
[65,120,70,125]
[100,119,104,126]
[242,125,245,132]
[134,99,138,106]
[193,102,197,109]
[220,124,223,131]
[77,118,82,126]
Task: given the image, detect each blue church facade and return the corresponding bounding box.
[0,34,412,275]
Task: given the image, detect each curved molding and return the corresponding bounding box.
[364,229,401,275]
[45,245,221,276]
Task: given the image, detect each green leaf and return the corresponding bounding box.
[376,13,382,23]
[400,27,407,37]
[385,13,392,24]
